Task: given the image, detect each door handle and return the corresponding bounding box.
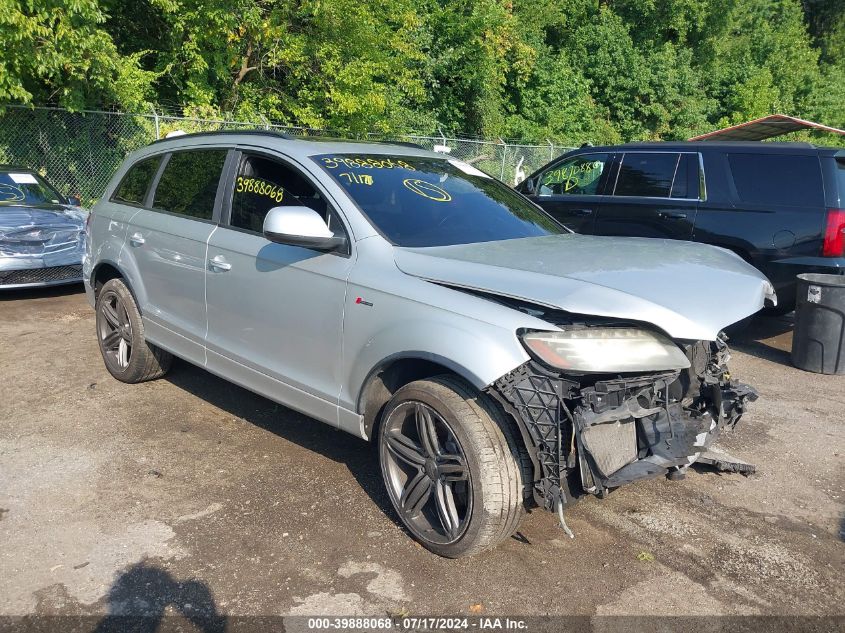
[659,211,688,220]
[571,208,594,217]
[209,255,231,272]
[129,232,145,246]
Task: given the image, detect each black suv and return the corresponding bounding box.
[517,142,845,312]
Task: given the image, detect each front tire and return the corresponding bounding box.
[95,278,172,383]
[378,375,528,558]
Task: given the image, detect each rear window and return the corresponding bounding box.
[614,153,684,198]
[728,153,823,207]
[152,150,227,220]
[113,156,161,206]
[836,158,845,202]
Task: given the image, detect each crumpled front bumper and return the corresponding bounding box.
[488,338,758,513]
[0,238,85,289]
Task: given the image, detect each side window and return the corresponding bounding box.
[614,153,680,198]
[668,153,699,199]
[538,153,610,196]
[230,154,330,233]
[112,156,161,205]
[728,153,823,207]
[152,149,227,220]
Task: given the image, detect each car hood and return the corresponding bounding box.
[0,204,87,232]
[394,234,776,341]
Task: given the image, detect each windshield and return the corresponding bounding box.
[0,171,64,206]
[313,154,564,247]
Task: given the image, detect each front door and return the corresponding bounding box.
[593,152,699,240]
[204,151,353,424]
[523,152,613,233]
[128,148,228,364]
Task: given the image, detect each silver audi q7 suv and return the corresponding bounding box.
[84,131,775,557]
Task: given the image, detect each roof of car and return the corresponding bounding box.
[571,140,842,154]
[146,130,434,157]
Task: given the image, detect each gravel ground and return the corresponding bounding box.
[0,285,842,623]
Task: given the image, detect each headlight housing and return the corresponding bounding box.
[520,328,691,373]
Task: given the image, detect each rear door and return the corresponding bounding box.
[522,152,614,233]
[126,148,229,365]
[593,151,699,240]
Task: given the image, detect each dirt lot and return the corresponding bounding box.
[1,285,843,623]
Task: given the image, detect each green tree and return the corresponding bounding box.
[0,0,156,110]
[2,0,842,141]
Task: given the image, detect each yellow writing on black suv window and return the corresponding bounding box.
[542,161,603,192]
[236,177,284,203]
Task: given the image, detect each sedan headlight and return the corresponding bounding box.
[520,328,691,373]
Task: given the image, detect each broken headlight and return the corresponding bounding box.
[520,328,691,373]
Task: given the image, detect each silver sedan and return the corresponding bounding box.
[0,167,87,289]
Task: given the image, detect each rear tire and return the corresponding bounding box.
[95,278,172,383]
[378,375,529,558]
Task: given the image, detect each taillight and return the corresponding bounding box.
[822,209,845,257]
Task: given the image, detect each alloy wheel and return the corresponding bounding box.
[381,401,472,545]
[98,289,133,371]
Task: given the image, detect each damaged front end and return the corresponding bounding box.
[488,333,758,524]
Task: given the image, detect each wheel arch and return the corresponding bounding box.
[357,353,488,441]
[91,261,142,313]
[91,260,124,294]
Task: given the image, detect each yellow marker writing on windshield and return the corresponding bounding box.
[402,179,452,202]
[340,172,374,185]
[0,184,25,202]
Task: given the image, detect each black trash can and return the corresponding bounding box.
[791,273,845,374]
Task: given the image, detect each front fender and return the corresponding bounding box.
[342,311,534,414]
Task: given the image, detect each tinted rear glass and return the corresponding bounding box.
[153,150,227,220]
[313,154,563,247]
[728,153,823,207]
[614,153,680,197]
[670,153,698,199]
[836,158,845,202]
[113,156,161,205]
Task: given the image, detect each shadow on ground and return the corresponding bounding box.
[164,360,396,521]
[729,312,794,365]
[94,562,225,633]
[0,282,85,302]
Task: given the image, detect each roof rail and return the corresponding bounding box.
[149,129,293,144]
[147,129,427,150]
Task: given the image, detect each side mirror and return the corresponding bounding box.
[262,206,347,252]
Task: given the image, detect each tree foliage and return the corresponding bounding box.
[1,0,843,142]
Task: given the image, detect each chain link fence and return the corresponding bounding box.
[0,105,573,205]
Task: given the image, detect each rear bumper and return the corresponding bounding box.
[488,339,757,512]
[768,256,845,303]
[771,256,845,270]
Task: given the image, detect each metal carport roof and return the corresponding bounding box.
[689,114,845,141]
